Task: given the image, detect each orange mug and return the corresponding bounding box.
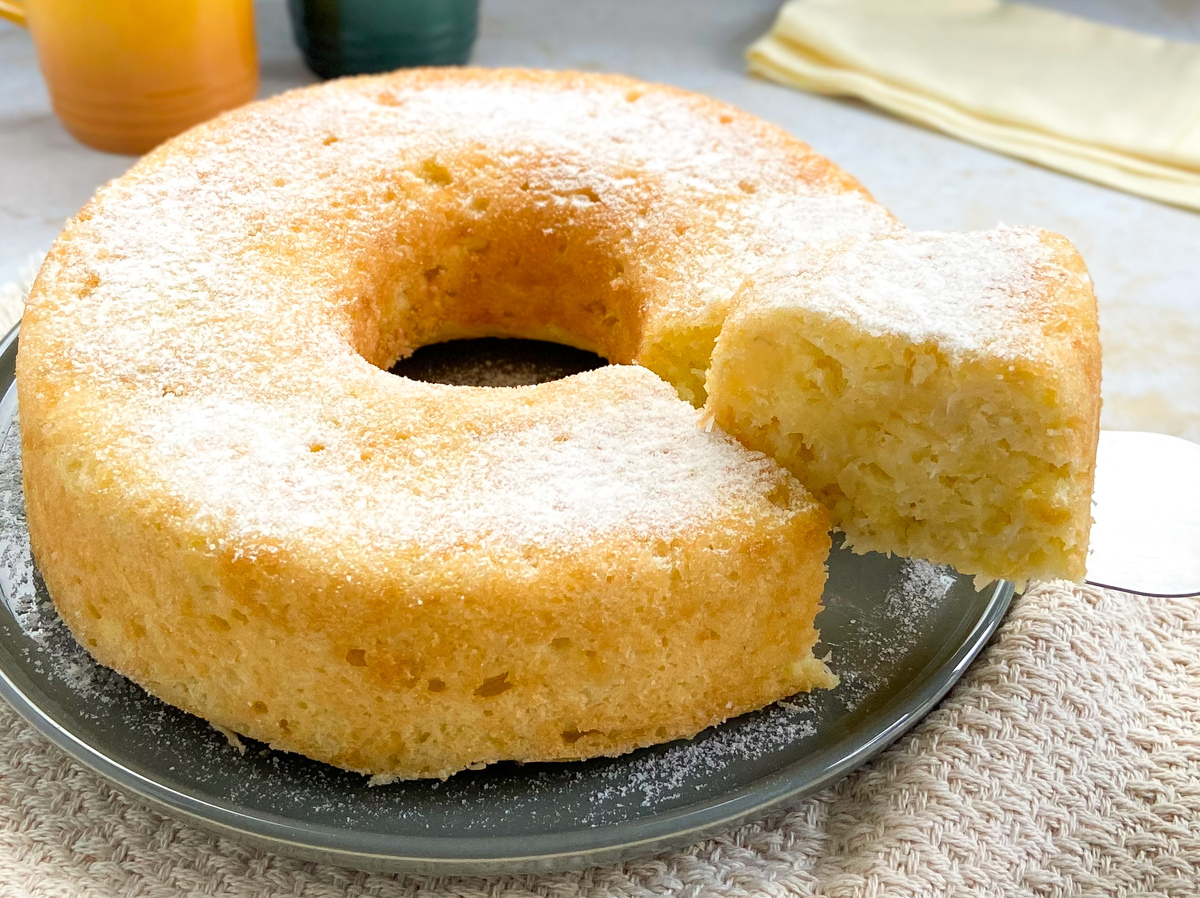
[0,0,258,155]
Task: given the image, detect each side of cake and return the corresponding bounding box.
[704,228,1102,589]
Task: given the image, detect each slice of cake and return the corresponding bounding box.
[704,228,1101,590]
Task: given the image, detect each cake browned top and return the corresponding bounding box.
[18,68,891,576]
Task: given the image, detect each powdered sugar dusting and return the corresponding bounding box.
[878,558,958,661]
[894,558,959,613]
[584,706,817,813]
[751,229,1075,359]
[24,68,894,385]
[103,366,793,555]
[0,412,39,640]
[22,70,887,559]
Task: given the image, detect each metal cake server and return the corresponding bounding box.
[1086,431,1200,598]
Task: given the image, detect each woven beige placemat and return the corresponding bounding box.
[1,273,1198,896]
[1,583,1196,897]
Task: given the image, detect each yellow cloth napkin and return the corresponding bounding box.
[748,0,1200,211]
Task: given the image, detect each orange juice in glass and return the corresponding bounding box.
[0,0,258,154]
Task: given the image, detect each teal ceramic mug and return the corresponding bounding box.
[286,0,478,79]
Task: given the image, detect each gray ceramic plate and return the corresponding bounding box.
[0,326,1013,874]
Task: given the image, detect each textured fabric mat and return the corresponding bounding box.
[2,276,1198,896]
[1,583,1197,896]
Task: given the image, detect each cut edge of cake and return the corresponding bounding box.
[703,227,1102,592]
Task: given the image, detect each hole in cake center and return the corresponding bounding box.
[388,337,608,388]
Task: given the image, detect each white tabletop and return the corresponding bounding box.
[2,0,1198,442]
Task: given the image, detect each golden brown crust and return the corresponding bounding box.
[23,422,832,775]
[16,69,880,778]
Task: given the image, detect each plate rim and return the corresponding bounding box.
[0,323,1014,874]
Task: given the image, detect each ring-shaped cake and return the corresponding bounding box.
[17,69,895,778]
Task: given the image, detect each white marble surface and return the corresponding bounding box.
[2,0,1198,440]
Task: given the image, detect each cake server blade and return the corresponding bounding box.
[1085,431,1200,597]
